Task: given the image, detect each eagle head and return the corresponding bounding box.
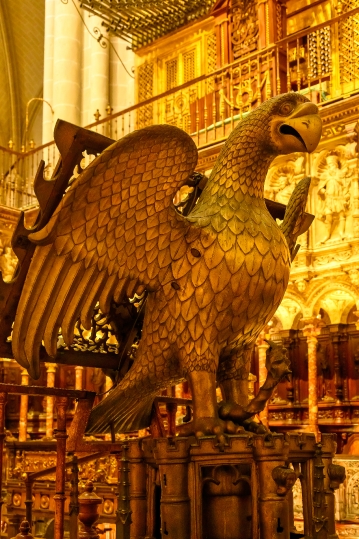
[266,93,322,155]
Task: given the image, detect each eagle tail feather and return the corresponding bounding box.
[85,383,156,434]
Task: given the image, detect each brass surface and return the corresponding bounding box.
[11,92,321,445]
[1,1,359,535]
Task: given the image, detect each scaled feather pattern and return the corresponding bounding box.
[11,93,317,433]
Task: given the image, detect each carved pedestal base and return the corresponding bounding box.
[120,433,342,539]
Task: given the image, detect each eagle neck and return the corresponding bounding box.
[210,148,275,199]
[192,143,275,221]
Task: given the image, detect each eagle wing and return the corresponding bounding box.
[279,176,311,260]
[12,125,198,378]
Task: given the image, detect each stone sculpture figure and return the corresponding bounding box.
[268,166,296,205]
[11,93,322,444]
[317,153,351,243]
[265,154,305,205]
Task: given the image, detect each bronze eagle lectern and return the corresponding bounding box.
[11,93,322,445]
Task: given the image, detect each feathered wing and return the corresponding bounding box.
[280,176,311,260]
[12,125,198,378]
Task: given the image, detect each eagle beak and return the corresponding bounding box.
[279,102,322,153]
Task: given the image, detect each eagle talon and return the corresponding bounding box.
[218,402,270,435]
[218,401,247,423]
[176,417,243,446]
[242,419,269,435]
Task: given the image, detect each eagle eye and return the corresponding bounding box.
[278,102,295,116]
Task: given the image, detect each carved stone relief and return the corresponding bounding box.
[230,0,258,59]
[333,457,359,525]
[73,455,118,486]
[292,478,304,524]
[265,153,305,205]
[266,134,359,337]
[8,451,57,480]
[265,153,308,252]
[317,289,356,324]
[265,139,359,257]
[275,298,302,330]
[312,146,355,245]
[0,207,19,282]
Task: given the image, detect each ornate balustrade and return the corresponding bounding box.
[1,7,359,211]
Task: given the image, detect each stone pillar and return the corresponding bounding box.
[256,332,270,427]
[80,11,92,128]
[52,0,82,126]
[104,376,112,394]
[90,16,109,122]
[128,440,147,539]
[302,318,324,440]
[75,366,83,391]
[109,37,135,115]
[153,438,190,539]
[254,435,295,539]
[175,383,185,424]
[19,369,29,442]
[45,363,57,439]
[81,12,110,127]
[43,0,55,143]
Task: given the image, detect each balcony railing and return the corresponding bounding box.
[1,6,359,210]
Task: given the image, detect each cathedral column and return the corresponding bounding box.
[175,383,186,426]
[45,363,57,439]
[19,368,29,442]
[75,366,83,391]
[81,13,110,127]
[256,332,270,427]
[302,317,324,440]
[109,37,135,115]
[52,0,82,126]
[43,0,55,143]
[90,16,109,122]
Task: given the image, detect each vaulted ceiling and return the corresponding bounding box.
[0,0,44,149]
